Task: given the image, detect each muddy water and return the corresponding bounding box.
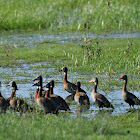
[0,62,140,117]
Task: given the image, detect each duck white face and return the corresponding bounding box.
[43,82,50,90]
[89,78,98,84]
[7,81,18,90]
[7,81,14,87]
[32,80,40,87]
[7,81,17,87]
[33,75,42,81]
[60,67,68,74]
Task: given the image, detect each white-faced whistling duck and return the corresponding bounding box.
[17,99,33,113]
[74,82,90,106]
[44,80,70,111]
[0,81,8,113]
[32,75,46,97]
[32,76,58,114]
[32,79,40,101]
[43,82,59,109]
[60,67,86,102]
[7,81,18,111]
[89,78,114,109]
[119,75,140,111]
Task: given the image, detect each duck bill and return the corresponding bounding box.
[59,68,63,72]
[43,83,50,88]
[89,80,93,83]
[119,77,123,79]
[32,75,41,82]
[6,84,10,87]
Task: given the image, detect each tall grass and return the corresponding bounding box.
[0,0,139,32]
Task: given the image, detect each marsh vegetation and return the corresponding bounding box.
[0,0,140,139]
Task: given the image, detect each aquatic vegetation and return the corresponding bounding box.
[0,38,139,75]
[0,1,139,139]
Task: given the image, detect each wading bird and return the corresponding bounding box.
[0,82,8,113]
[44,80,70,111]
[60,67,86,102]
[7,81,18,111]
[74,82,90,106]
[119,75,140,111]
[89,78,114,109]
[32,76,58,114]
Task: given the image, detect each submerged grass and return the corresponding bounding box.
[0,0,139,32]
[0,111,140,140]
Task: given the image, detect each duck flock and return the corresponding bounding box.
[0,67,140,115]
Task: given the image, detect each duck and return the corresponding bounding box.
[0,82,7,113]
[60,67,86,102]
[0,92,7,113]
[43,82,63,110]
[119,75,140,111]
[74,82,90,106]
[44,80,70,111]
[7,81,18,111]
[32,76,46,96]
[32,76,58,114]
[17,99,33,113]
[89,78,114,109]
[32,79,40,101]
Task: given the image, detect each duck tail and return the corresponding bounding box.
[110,104,114,109]
[135,98,140,105]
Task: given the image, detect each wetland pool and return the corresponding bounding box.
[0,62,140,118]
[0,31,140,117]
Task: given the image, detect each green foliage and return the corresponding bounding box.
[0,0,139,32]
[0,111,140,139]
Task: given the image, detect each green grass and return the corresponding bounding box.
[0,0,139,32]
[0,38,140,90]
[1,38,140,74]
[0,111,140,140]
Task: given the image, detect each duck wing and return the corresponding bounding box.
[128,92,140,105]
[96,93,114,108]
[66,81,77,94]
[79,92,90,105]
[65,81,86,94]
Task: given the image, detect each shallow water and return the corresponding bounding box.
[0,62,140,117]
[0,31,140,117]
[0,31,140,47]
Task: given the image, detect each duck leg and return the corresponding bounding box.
[129,105,131,112]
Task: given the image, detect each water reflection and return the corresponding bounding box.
[75,104,90,116]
